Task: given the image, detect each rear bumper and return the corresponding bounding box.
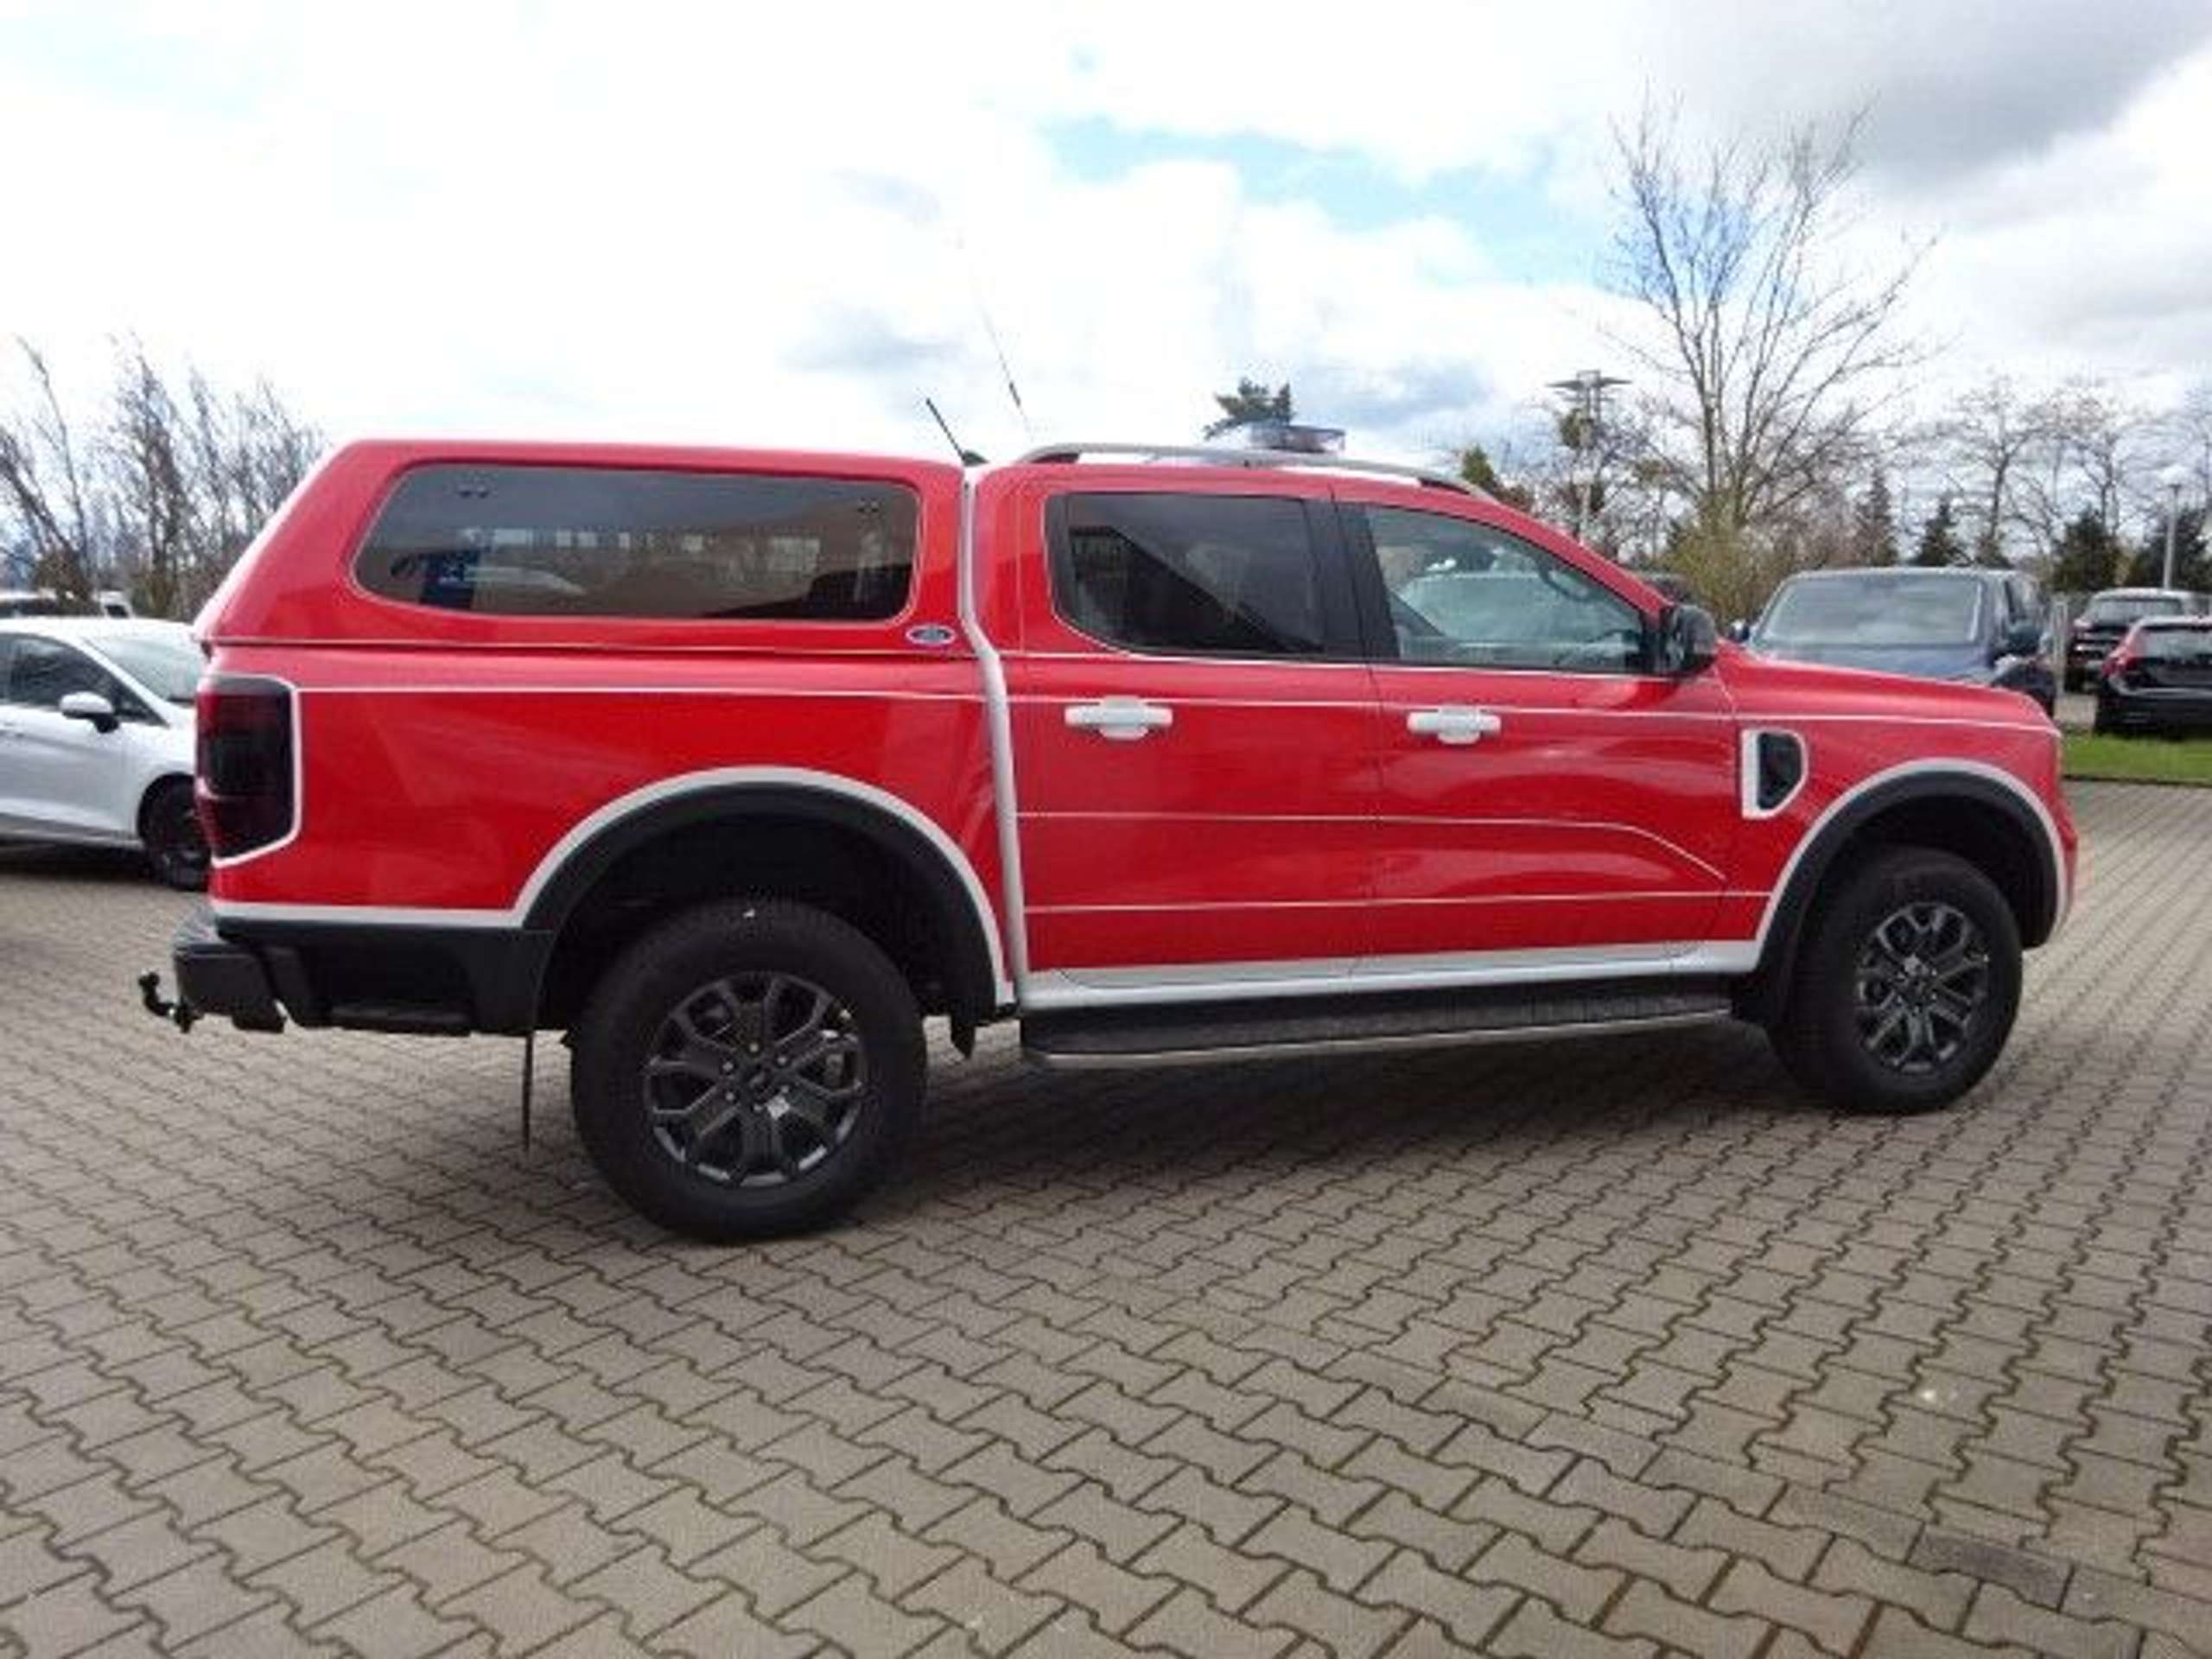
[172,908,286,1032]
[169,906,550,1035]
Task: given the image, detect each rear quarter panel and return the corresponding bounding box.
[200,442,998,931]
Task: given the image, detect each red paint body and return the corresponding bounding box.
[197,441,2076,1002]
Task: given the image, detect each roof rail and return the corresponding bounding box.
[1013,441,1492,502]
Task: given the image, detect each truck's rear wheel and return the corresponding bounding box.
[570,899,925,1241]
[1771,848,2020,1116]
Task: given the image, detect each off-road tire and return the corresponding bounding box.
[571,899,925,1241]
[1771,848,2020,1116]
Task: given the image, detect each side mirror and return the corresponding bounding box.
[2000,619,2042,658]
[58,690,119,734]
[1726,618,1752,645]
[1656,603,1719,676]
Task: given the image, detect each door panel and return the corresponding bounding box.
[1014,660,1380,973]
[997,479,1382,980]
[1369,673,1738,957]
[1347,499,1741,963]
[0,636,136,836]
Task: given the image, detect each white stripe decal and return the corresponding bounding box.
[1029,892,1768,914]
[294,685,980,701]
[957,473,1031,1000]
[1023,811,1730,884]
[1751,757,2068,947]
[214,765,1014,1004]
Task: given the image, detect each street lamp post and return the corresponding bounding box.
[1547,369,1629,542]
[2160,464,2189,591]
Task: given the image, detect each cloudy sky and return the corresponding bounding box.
[3,0,2209,467]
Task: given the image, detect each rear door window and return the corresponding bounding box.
[1047,492,1352,658]
[3,636,118,709]
[355,464,917,620]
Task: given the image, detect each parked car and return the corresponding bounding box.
[0,617,207,887]
[0,588,134,619]
[162,436,2075,1240]
[1748,567,2056,715]
[2093,616,2212,735]
[2065,587,2198,691]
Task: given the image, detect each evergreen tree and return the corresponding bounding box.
[2123,505,2208,592]
[1205,378,1294,439]
[1912,496,1965,568]
[2046,510,2120,594]
[1454,444,1534,512]
[1850,470,1897,565]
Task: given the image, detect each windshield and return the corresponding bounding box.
[89,630,203,706]
[2087,594,2184,625]
[1758,575,1984,648]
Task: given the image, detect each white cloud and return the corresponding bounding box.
[2,0,2206,471]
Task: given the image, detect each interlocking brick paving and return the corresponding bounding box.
[3,780,2207,1656]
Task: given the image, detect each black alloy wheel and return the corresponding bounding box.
[570,899,925,1240]
[1771,847,2021,1115]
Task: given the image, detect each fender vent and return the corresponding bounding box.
[1754,731,1806,814]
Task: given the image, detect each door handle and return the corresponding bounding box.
[1407,706,1502,746]
[1065,697,1174,741]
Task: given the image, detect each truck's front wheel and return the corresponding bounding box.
[570,900,925,1241]
[1770,848,2021,1116]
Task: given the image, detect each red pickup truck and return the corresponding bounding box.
[169,438,2075,1238]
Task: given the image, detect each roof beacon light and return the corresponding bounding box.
[1224,421,1345,455]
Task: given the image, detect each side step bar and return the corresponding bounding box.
[1021,980,1735,1069]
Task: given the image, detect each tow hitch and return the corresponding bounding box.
[138,971,200,1033]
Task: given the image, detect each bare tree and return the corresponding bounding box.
[108,340,198,618]
[0,337,322,615]
[1446,397,1670,566]
[0,341,99,601]
[2049,381,2147,540]
[187,371,321,590]
[1605,107,1925,614]
[1929,377,2066,565]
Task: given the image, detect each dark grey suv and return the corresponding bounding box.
[1748,567,2056,715]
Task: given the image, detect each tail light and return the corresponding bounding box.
[196,676,295,858]
[2102,635,2140,680]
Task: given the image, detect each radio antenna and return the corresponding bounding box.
[925,397,985,466]
[957,233,1033,435]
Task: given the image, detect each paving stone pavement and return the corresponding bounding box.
[3,780,2209,1657]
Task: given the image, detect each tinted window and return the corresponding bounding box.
[1365,506,1645,671]
[3,636,117,709]
[2139,623,2212,659]
[356,464,916,620]
[1053,493,1332,657]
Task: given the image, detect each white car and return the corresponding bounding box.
[0,616,207,888]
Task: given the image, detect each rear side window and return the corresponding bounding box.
[355,464,916,620]
[1050,493,1336,657]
